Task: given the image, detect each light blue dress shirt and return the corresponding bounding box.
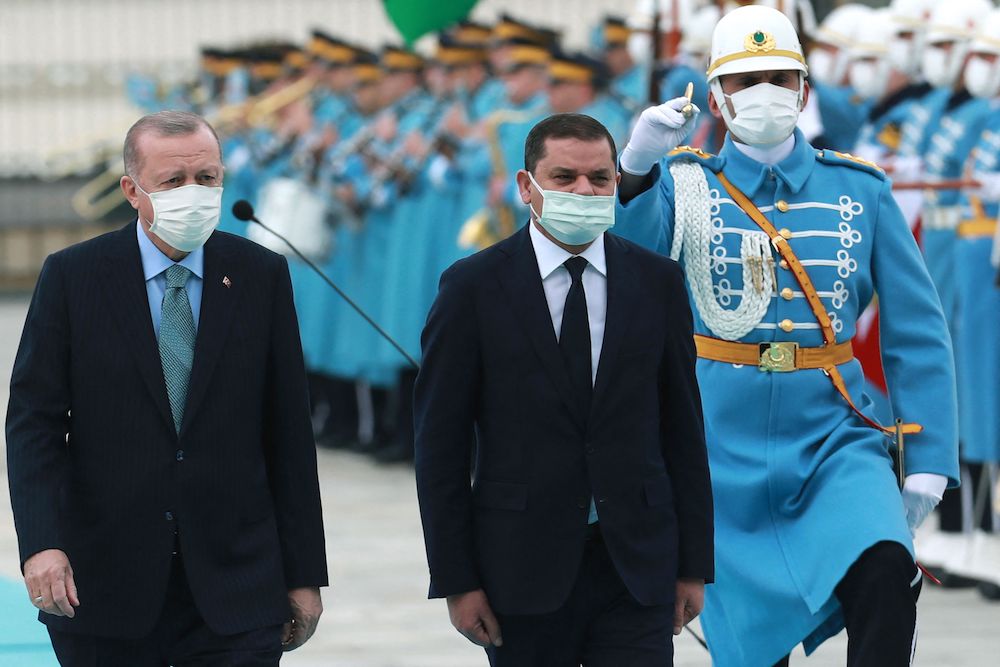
[136,221,204,339]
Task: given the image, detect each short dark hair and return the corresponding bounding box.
[123,110,222,179]
[523,113,617,173]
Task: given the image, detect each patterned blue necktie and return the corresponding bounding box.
[159,264,196,433]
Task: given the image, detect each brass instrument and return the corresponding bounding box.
[68,74,319,222]
[458,107,539,250]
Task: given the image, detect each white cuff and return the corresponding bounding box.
[903,473,947,501]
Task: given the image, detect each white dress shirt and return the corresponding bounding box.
[528,222,607,385]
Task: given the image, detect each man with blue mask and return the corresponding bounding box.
[414,112,713,666]
[7,111,328,665]
[615,5,958,666]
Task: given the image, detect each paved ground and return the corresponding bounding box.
[1,295,998,666]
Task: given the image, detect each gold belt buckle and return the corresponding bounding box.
[759,342,798,372]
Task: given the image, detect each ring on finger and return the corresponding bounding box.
[33,595,43,604]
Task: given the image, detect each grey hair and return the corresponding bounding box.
[123,110,222,180]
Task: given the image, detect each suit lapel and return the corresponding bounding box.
[180,235,240,437]
[497,227,588,429]
[103,224,175,434]
[591,234,637,414]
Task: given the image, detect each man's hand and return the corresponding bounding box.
[281,587,323,651]
[24,549,79,618]
[674,578,705,636]
[447,589,503,648]
[619,97,701,177]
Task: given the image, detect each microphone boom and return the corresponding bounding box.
[232,200,420,370]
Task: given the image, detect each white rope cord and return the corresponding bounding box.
[669,160,774,340]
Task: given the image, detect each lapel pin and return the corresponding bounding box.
[222,276,232,288]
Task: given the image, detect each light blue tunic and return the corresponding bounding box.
[954,111,1000,464]
[616,130,958,666]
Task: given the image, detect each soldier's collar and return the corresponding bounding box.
[719,128,815,196]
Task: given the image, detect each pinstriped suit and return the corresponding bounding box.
[6,223,328,639]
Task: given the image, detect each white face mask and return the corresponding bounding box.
[964,55,1000,99]
[527,172,616,246]
[849,60,890,100]
[134,181,223,252]
[714,80,802,148]
[807,49,842,86]
[889,37,918,77]
[922,43,963,88]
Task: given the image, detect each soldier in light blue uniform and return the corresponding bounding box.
[847,8,931,164]
[615,7,957,665]
[943,14,1000,599]
[803,3,873,152]
[910,1,994,329]
[597,16,648,111]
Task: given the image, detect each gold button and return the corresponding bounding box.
[781,287,794,300]
[779,228,793,240]
[780,319,794,332]
[779,259,790,270]
[776,200,790,212]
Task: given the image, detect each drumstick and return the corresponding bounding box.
[681,82,695,118]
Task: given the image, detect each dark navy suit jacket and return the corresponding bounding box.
[6,223,328,638]
[414,226,713,615]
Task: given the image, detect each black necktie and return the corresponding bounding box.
[560,256,592,415]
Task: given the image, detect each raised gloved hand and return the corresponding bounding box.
[619,97,700,176]
[901,473,947,537]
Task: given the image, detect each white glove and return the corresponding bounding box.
[889,155,923,183]
[901,473,947,536]
[971,171,1000,202]
[619,97,700,176]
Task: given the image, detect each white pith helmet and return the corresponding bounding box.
[887,0,936,76]
[848,9,896,100]
[809,3,875,86]
[708,5,807,81]
[964,8,1000,98]
[922,0,994,88]
[680,5,721,58]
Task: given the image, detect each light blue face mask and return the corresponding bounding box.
[528,172,616,245]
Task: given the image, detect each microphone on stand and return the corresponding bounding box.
[231,199,419,370]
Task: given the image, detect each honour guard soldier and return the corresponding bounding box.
[919,9,1000,600]
[802,3,874,151]
[910,0,993,330]
[601,16,647,110]
[614,6,958,664]
[848,9,932,164]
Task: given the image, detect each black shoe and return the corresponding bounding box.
[927,567,981,589]
[978,582,1000,601]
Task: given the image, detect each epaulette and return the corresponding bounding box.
[815,150,886,181]
[665,145,723,172]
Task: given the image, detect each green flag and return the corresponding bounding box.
[382,0,479,45]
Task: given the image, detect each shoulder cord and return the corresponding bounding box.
[668,160,774,341]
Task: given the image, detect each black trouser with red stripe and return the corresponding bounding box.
[773,541,920,667]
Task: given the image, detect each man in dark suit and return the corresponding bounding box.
[414,113,713,666]
[6,110,328,665]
